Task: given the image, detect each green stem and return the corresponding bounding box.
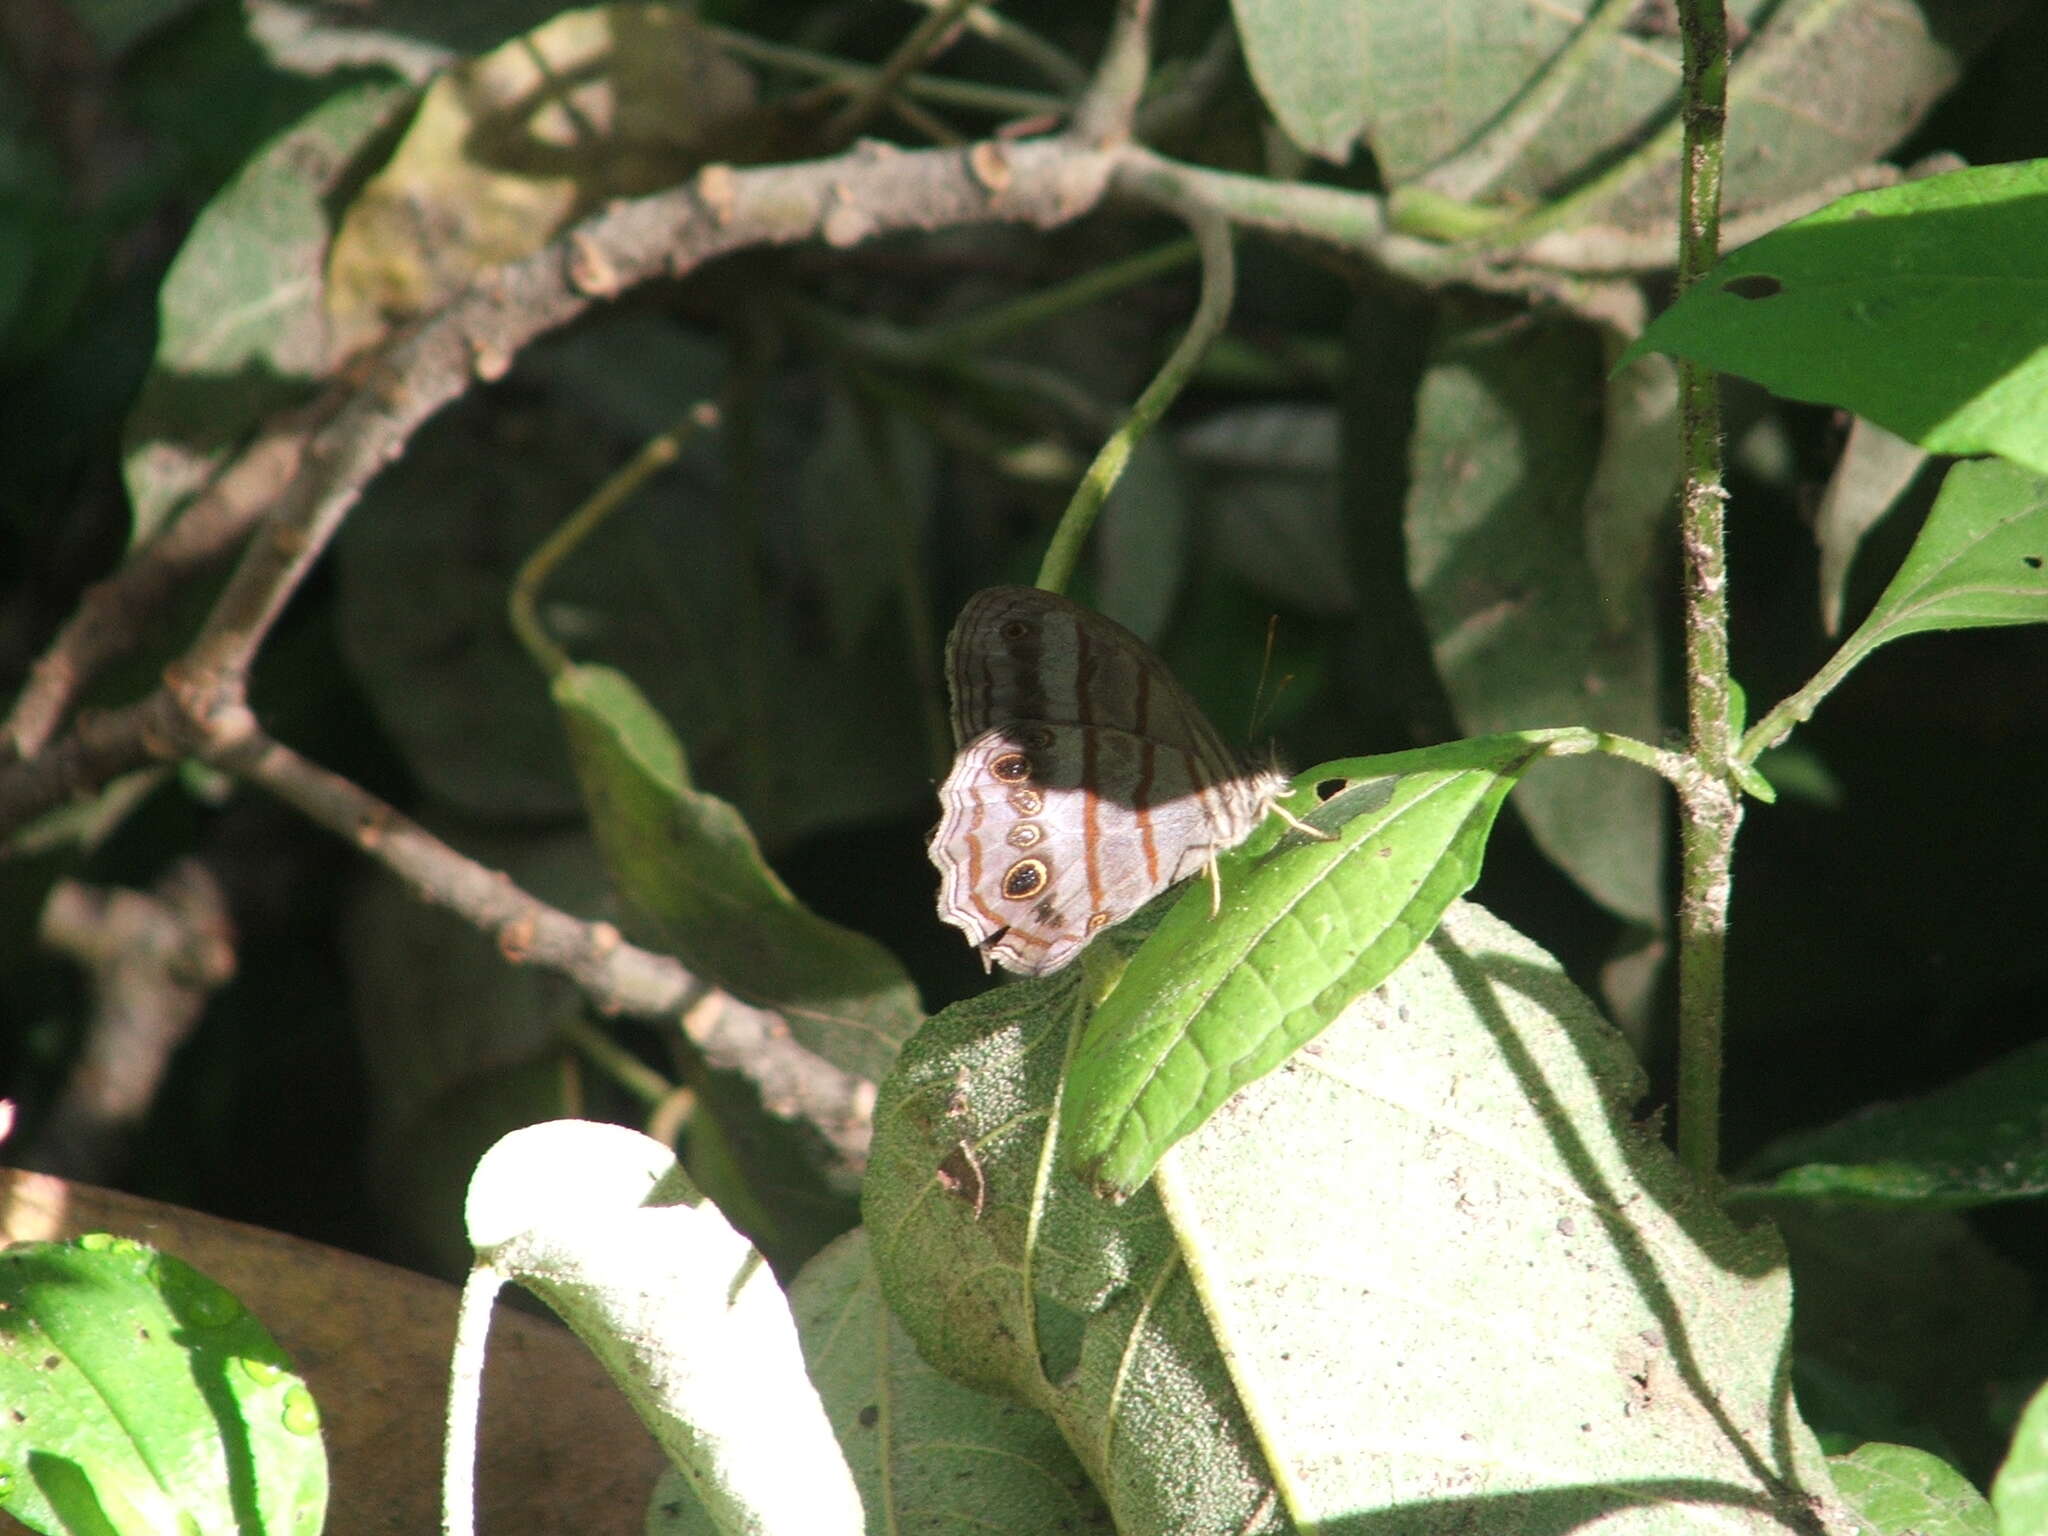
[1738,629,1878,763]
[1547,726,1693,787]
[558,1013,676,1107]
[1035,201,1234,594]
[1671,0,1734,1184]
[824,0,980,144]
[508,404,720,679]
[921,238,1197,357]
[704,25,1064,120]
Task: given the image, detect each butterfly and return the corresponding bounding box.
[928,586,1293,975]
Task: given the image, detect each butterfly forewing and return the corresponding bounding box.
[930,586,1289,975]
[947,588,1248,789]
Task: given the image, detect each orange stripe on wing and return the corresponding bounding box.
[1074,620,1107,912]
[1130,659,1161,885]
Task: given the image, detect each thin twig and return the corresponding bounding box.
[0,135,1121,842]
[214,710,693,1015]
[1,395,338,763]
[28,861,235,1182]
[703,24,1064,119]
[824,0,979,144]
[1035,189,1234,595]
[1070,0,1153,146]
[508,402,722,679]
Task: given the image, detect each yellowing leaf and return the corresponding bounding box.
[327,5,754,355]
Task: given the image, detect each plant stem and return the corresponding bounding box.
[824,0,980,144]
[1035,200,1233,594]
[507,404,720,678]
[921,238,1197,357]
[704,25,1064,119]
[1672,0,1735,1182]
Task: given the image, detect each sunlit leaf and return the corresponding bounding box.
[123,83,410,543]
[1993,1381,2048,1536]
[1829,1442,1993,1536]
[0,1237,326,1536]
[326,5,754,355]
[868,901,1853,1531]
[1230,0,1984,233]
[1627,162,2048,475]
[1063,734,1549,1200]
[464,1120,861,1534]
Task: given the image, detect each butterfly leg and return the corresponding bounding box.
[1269,799,1337,842]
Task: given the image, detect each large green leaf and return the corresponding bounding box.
[556,662,921,1082]
[866,963,1286,1536]
[1755,1205,2025,1464]
[1627,162,2048,475]
[771,1230,1104,1536]
[1230,0,1988,228]
[867,901,1854,1531]
[0,1237,326,1536]
[1063,735,1547,1201]
[1738,1038,2048,1206]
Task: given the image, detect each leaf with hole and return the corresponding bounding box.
[1626,162,2048,475]
[0,1237,326,1536]
[867,900,1857,1531]
[1062,733,1553,1200]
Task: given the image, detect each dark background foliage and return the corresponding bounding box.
[3,0,2047,1484]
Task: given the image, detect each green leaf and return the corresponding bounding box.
[1830,1442,1993,1536]
[1183,403,1355,614]
[1094,436,1190,643]
[463,1120,862,1534]
[324,6,755,357]
[1994,1380,2048,1536]
[0,1236,326,1536]
[336,316,933,844]
[864,965,1283,1534]
[1758,1205,2025,1459]
[1738,1038,2048,1206]
[1230,0,1978,226]
[1840,457,2048,650]
[122,82,412,544]
[772,1231,1103,1536]
[866,901,1853,1531]
[1625,162,2048,475]
[556,662,921,1081]
[1407,305,1667,926]
[797,391,935,655]
[1063,733,1550,1201]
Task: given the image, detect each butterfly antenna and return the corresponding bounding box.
[1245,614,1281,748]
